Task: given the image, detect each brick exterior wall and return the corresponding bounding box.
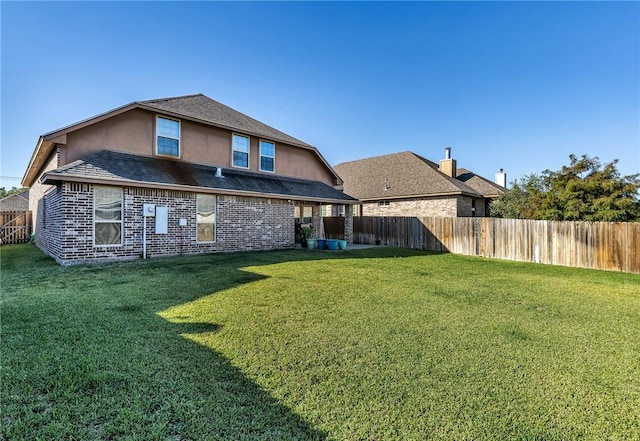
[344,205,353,243]
[363,196,459,217]
[35,185,63,258]
[36,183,296,265]
[361,195,486,218]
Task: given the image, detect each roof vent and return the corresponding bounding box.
[215,166,224,178]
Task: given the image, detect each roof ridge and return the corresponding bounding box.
[139,94,314,148]
[410,152,439,168]
[335,150,416,167]
[136,93,205,104]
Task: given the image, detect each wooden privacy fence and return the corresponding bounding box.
[322,216,345,239]
[0,211,32,245]
[349,216,640,274]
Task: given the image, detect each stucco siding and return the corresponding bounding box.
[29,149,59,231]
[59,108,336,186]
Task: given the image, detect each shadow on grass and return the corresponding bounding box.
[1,245,433,439]
[0,247,326,438]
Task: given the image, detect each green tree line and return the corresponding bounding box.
[490,154,640,221]
[0,187,28,199]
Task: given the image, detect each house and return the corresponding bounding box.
[333,148,506,217]
[0,189,29,211]
[22,94,358,265]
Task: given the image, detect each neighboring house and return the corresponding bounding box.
[0,190,29,211]
[455,167,507,215]
[22,94,357,265]
[333,148,506,217]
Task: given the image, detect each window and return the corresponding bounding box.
[294,205,313,224]
[259,140,275,172]
[378,200,390,207]
[42,195,47,229]
[197,194,216,242]
[156,116,180,157]
[94,186,122,246]
[232,134,249,168]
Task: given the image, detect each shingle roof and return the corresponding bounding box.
[456,168,507,198]
[42,150,357,204]
[0,190,29,210]
[138,94,313,148]
[25,93,338,188]
[333,151,483,200]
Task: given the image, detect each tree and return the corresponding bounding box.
[490,154,640,221]
[0,187,28,199]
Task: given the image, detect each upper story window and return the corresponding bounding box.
[259,140,275,172]
[156,116,180,157]
[232,134,249,168]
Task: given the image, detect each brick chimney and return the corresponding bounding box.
[439,146,457,178]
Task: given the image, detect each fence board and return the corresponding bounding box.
[0,211,32,244]
[349,215,640,274]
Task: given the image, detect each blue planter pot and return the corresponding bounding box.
[306,239,317,249]
[338,240,347,250]
[327,239,339,250]
[317,239,327,250]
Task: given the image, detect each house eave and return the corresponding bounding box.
[40,173,359,205]
[22,137,54,187]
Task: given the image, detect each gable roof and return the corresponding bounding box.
[456,168,507,198]
[0,189,29,210]
[41,150,358,204]
[333,151,483,201]
[137,94,312,148]
[23,94,336,187]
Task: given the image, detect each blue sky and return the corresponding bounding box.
[2,1,638,189]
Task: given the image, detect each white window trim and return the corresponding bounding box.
[196,194,217,244]
[93,186,123,247]
[259,139,276,173]
[231,133,250,169]
[155,115,181,158]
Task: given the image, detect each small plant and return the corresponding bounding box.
[302,226,314,239]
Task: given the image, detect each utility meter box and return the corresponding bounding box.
[143,204,156,217]
[155,206,168,234]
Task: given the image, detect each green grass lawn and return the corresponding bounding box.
[1,244,639,440]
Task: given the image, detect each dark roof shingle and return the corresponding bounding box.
[456,168,507,198]
[139,94,312,148]
[43,150,357,203]
[334,151,483,200]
